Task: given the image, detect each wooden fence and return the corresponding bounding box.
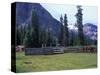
[24,46,97,55]
[25,47,64,55]
[64,46,97,53]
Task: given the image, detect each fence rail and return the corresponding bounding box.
[24,46,97,55]
[25,47,64,55]
[64,45,97,53]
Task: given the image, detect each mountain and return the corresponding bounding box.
[16,2,61,36]
[83,23,97,40]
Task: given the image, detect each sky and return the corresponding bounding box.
[41,3,98,27]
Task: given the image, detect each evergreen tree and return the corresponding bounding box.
[23,29,31,47]
[70,30,74,46]
[23,24,33,47]
[64,14,69,46]
[39,27,47,47]
[16,25,26,45]
[52,36,56,46]
[31,10,39,47]
[46,25,53,47]
[20,25,24,45]
[59,15,64,46]
[24,10,40,48]
[75,6,84,45]
[22,25,27,44]
[38,27,43,47]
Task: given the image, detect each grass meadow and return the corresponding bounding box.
[16,52,97,73]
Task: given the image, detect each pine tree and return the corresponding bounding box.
[22,25,27,44]
[64,14,69,46]
[31,10,39,47]
[16,25,25,45]
[46,25,53,47]
[23,24,33,48]
[70,30,74,46]
[75,6,84,46]
[19,25,23,45]
[23,29,31,47]
[39,27,47,47]
[24,10,40,48]
[59,15,64,46]
[38,27,43,47]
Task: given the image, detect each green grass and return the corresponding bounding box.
[16,52,97,73]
